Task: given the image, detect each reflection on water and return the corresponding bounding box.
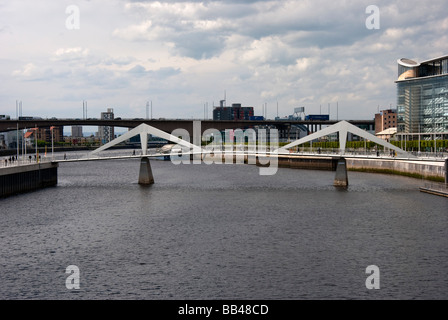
[0,153,447,300]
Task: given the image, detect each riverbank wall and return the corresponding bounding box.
[0,162,58,198]
[202,153,446,181]
[346,158,446,182]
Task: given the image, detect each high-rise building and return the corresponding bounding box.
[71,126,83,138]
[99,108,114,143]
[396,55,448,134]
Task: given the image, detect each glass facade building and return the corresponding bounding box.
[396,56,448,134]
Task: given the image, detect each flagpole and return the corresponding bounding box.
[34,126,38,163]
[24,127,27,160]
[17,122,19,165]
[51,127,54,161]
[16,101,19,165]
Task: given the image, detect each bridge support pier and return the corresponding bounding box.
[139,157,154,185]
[445,158,448,186]
[334,157,348,188]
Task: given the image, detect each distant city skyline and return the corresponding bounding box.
[1,1,447,121]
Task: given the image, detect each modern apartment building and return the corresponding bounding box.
[99,108,114,143]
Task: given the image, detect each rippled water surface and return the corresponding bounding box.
[0,155,447,299]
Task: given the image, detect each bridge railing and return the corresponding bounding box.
[0,149,160,167]
[285,147,447,160]
[0,157,43,168]
[2,146,446,168]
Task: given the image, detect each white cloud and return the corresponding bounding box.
[12,63,36,78]
[1,0,447,120]
[53,48,91,61]
[112,20,154,41]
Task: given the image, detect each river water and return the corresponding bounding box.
[0,153,447,300]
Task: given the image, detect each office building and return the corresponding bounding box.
[375,109,397,134]
[396,55,448,135]
[213,101,254,121]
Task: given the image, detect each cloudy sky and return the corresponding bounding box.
[1,0,447,121]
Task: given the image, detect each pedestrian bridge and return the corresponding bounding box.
[4,121,439,188]
[66,121,417,187]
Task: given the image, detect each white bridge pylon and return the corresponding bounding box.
[90,123,201,156]
[278,120,414,157]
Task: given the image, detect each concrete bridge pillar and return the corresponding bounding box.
[193,120,202,164]
[139,157,154,185]
[334,157,348,188]
[445,158,448,185]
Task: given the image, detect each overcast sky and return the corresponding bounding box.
[1,0,447,121]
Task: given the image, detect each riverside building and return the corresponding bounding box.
[396,55,448,142]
